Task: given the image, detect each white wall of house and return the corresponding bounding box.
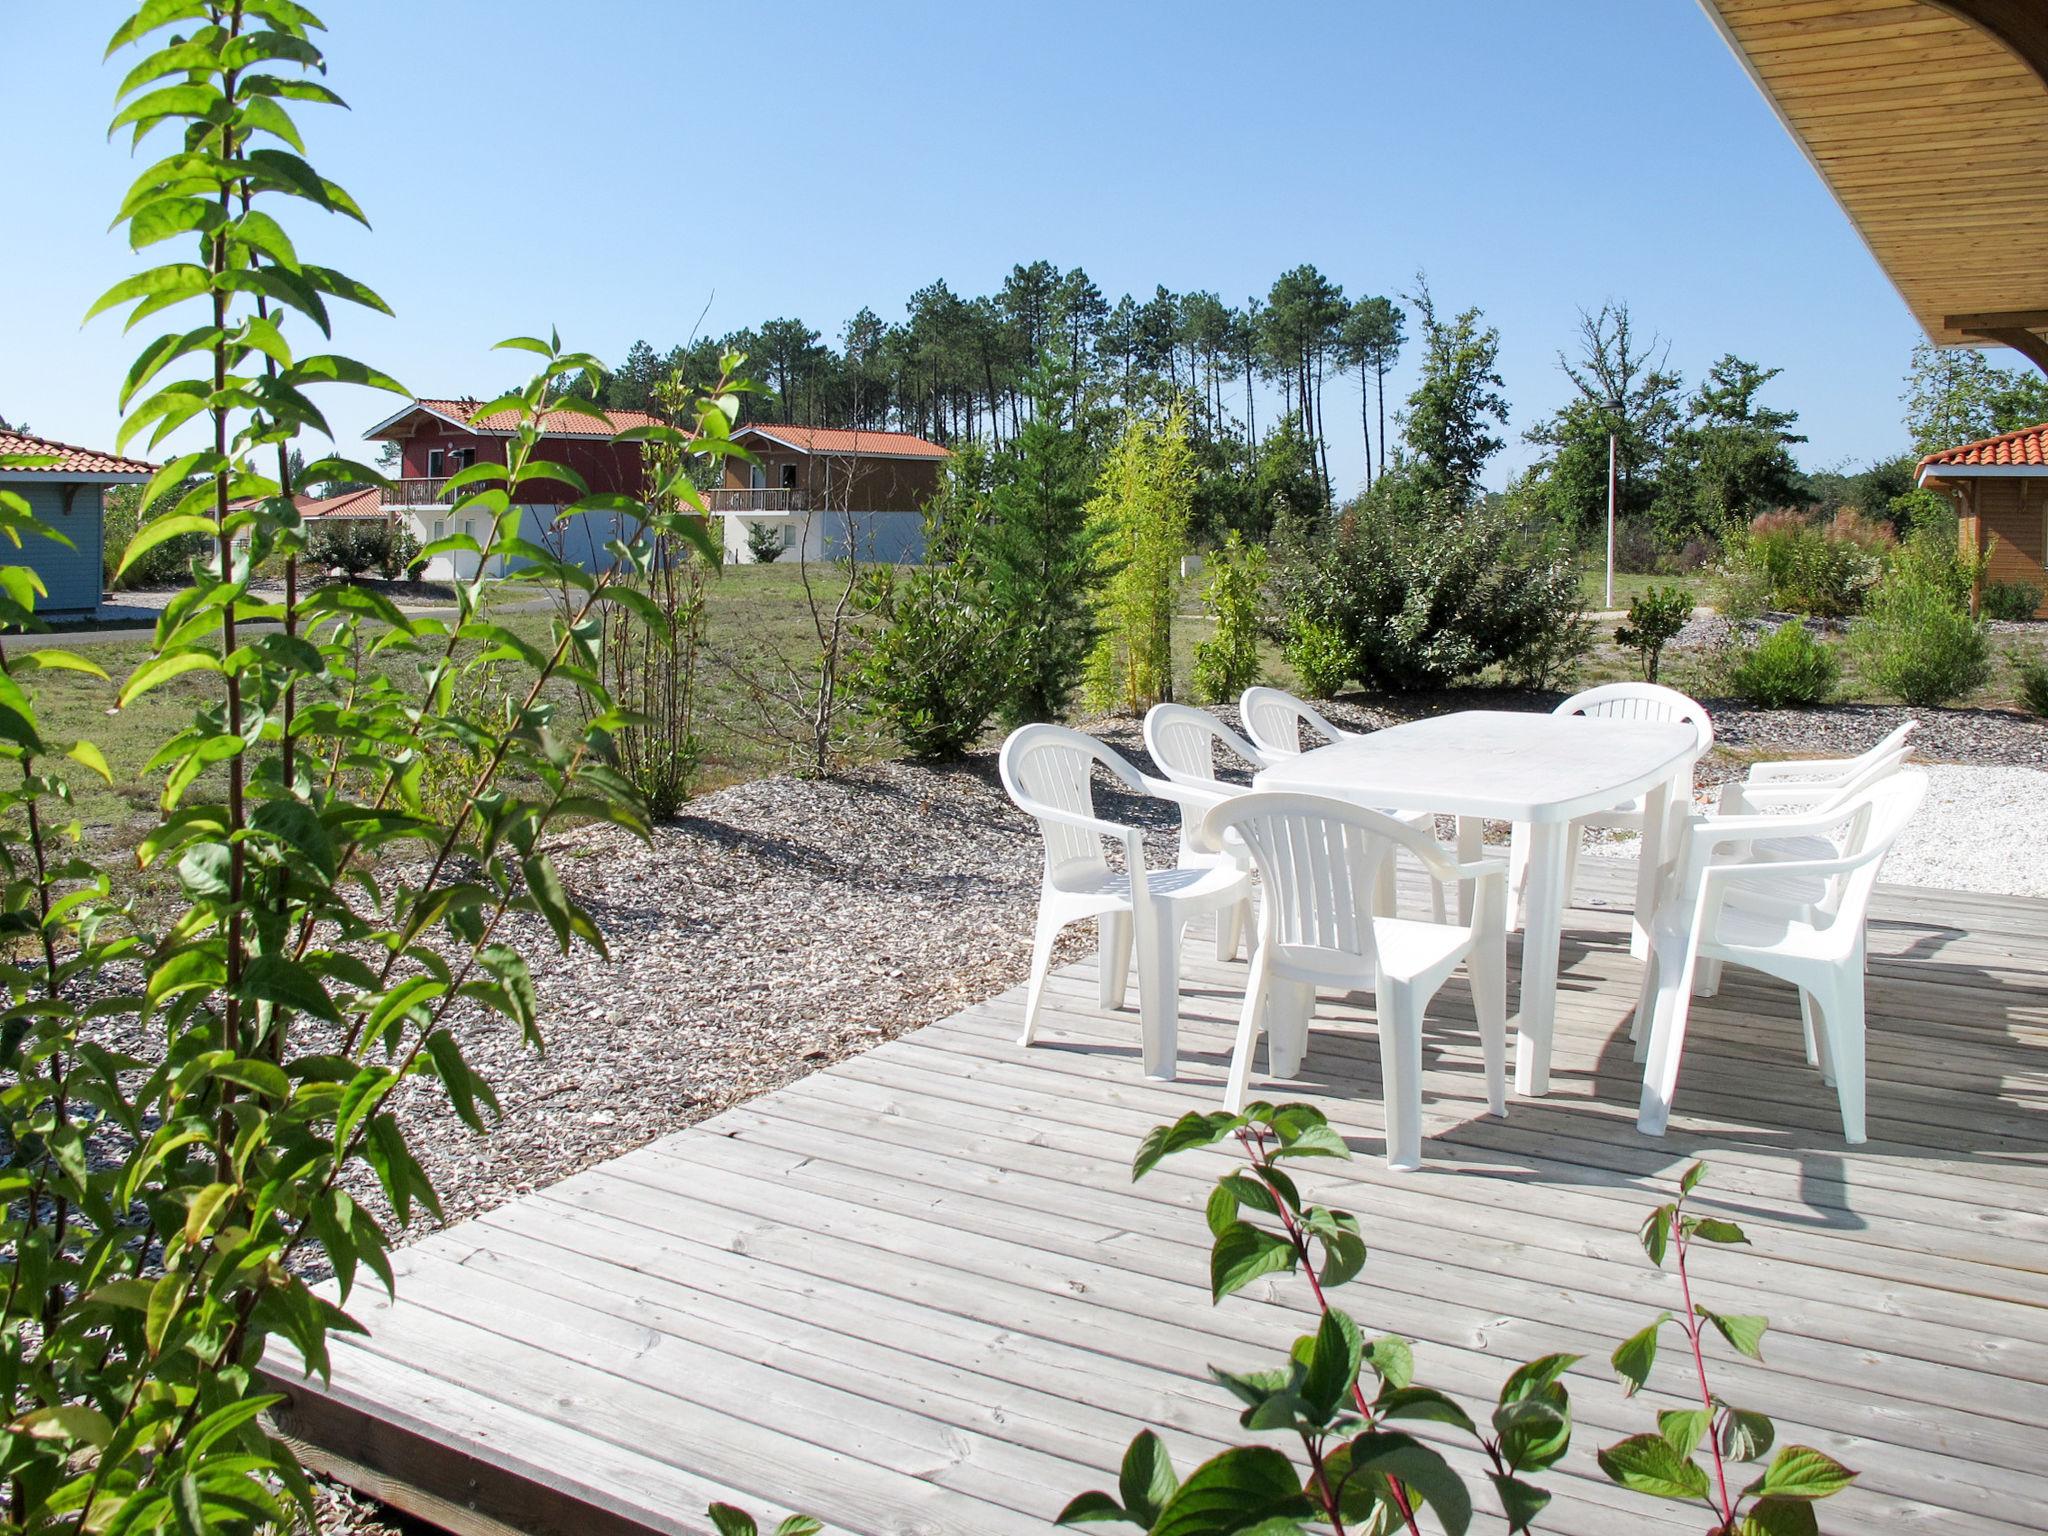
[720,509,926,566]
[410,503,639,580]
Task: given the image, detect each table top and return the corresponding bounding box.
[1251,709,1699,823]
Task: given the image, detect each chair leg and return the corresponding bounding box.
[1799,988,1822,1070]
[1692,957,1724,998]
[1380,978,1424,1172]
[1428,865,1448,925]
[1374,854,1397,919]
[1021,904,1065,1046]
[1224,948,1271,1113]
[1821,969,1867,1144]
[1636,944,1700,1136]
[1134,908,1182,1081]
[1214,904,1238,963]
[1269,979,1314,1080]
[1468,948,1508,1121]
[1098,912,1132,1010]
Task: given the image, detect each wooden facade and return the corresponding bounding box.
[1701,0,2048,372]
[715,428,944,515]
[1923,470,2048,615]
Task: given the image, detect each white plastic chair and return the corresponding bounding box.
[1511,683,1714,914]
[1714,721,1916,818]
[1001,724,1253,1080]
[1239,686,1358,759]
[1633,770,1927,1144]
[1202,791,1508,1171]
[1235,689,1449,921]
[1143,704,1267,961]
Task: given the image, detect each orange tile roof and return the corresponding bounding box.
[736,424,949,460]
[298,486,386,519]
[376,398,665,440]
[0,430,154,477]
[1918,421,2048,470]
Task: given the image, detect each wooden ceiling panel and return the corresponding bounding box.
[1701,0,2048,362]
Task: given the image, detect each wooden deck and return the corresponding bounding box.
[267,864,2048,1536]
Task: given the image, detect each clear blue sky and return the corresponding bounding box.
[3,1,2025,497]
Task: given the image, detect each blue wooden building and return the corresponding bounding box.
[0,431,154,614]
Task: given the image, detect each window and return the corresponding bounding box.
[781,523,796,550]
[461,518,475,541]
[749,462,766,490]
[454,447,476,470]
[780,462,798,490]
[431,519,444,541]
[427,448,445,478]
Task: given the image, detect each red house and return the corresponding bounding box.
[363,397,664,577]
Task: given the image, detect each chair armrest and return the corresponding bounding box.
[1716,781,1830,813]
[1685,806,1856,852]
[1745,758,1849,786]
[1015,798,1144,846]
[1139,773,1239,812]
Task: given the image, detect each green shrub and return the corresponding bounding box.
[1849,567,1992,706]
[387,524,424,579]
[745,519,786,563]
[1271,472,1585,694]
[1281,611,1351,699]
[1983,579,2043,622]
[309,518,402,577]
[1190,532,1268,704]
[1716,509,1883,619]
[2014,652,2048,717]
[851,554,1011,758]
[1728,621,1839,708]
[1613,584,1692,683]
[101,480,212,588]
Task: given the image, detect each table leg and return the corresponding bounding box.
[1631,778,1672,962]
[1456,816,1482,926]
[1515,821,1569,1097]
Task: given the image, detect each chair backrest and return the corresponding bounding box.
[1240,687,1351,759]
[1808,735,1916,816]
[1721,770,1927,937]
[1145,703,1267,786]
[1205,791,1445,967]
[1556,682,1714,756]
[999,724,1140,882]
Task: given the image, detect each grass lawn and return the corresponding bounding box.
[1577,565,1709,612]
[15,563,2044,877]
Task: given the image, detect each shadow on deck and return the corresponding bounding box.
[265,862,2048,1536]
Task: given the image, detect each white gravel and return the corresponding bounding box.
[1586,763,2048,899]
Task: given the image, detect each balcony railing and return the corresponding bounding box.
[385,476,467,506]
[707,487,809,514]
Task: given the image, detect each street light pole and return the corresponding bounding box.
[1605,423,1619,611]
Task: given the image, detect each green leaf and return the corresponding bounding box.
[1699,1309,1769,1361]
[1639,1204,1674,1267]
[145,1270,183,1356]
[1377,1385,1475,1433]
[706,1505,757,1536]
[1492,1394,1569,1474]
[771,1520,822,1536]
[67,740,114,785]
[1687,1217,1749,1246]
[1209,1220,1296,1303]
[1740,1496,1820,1536]
[1749,1445,1857,1501]
[1343,1431,1473,1536]
[1117,1430,1177,1526]
[1489,1473,1550,1533]
[1363,1335,1413,1391]
[1611,1313,1668,1396]
[1132,1110,1241,1180]
[1054,1491,1128,1527]
[146,945,228,1009]
[12,1404,114,1448]
[119,648,222,707]
[1147,1445,1315,1536]
[1303,1307,1362,1419]
[115,512,217,582]
[1657,1407,1711,1458]
[1679,1160,1709,1195]
[84,263,209,325]
[1719,1405,1776,1463]
[1596,1433,1711,1501]
[1497,1353,1580,1405]
[182,1181,235,1244]
[239,952,343,1024]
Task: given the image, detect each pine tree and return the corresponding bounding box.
[980,366,1101,726]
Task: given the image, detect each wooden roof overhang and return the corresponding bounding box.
[1699,0,2048,372]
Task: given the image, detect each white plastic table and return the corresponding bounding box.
[1252,709,1699,1095]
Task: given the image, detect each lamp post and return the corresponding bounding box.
[1605,403,1620,612]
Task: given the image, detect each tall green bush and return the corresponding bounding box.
[1849,563,1992,706]
[1613,584,1691,683]
[1715,510,1884,619]
[2013,651,2048,717]
[0,11,741,1530]
[851,520,1010,757]
[1190,532,1268,705]
[1728,621,1839,708]
[982,366,1101,726]
[1271,471,1585,694]
[1982,579,2043,623]
[1085,404,1195,712]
